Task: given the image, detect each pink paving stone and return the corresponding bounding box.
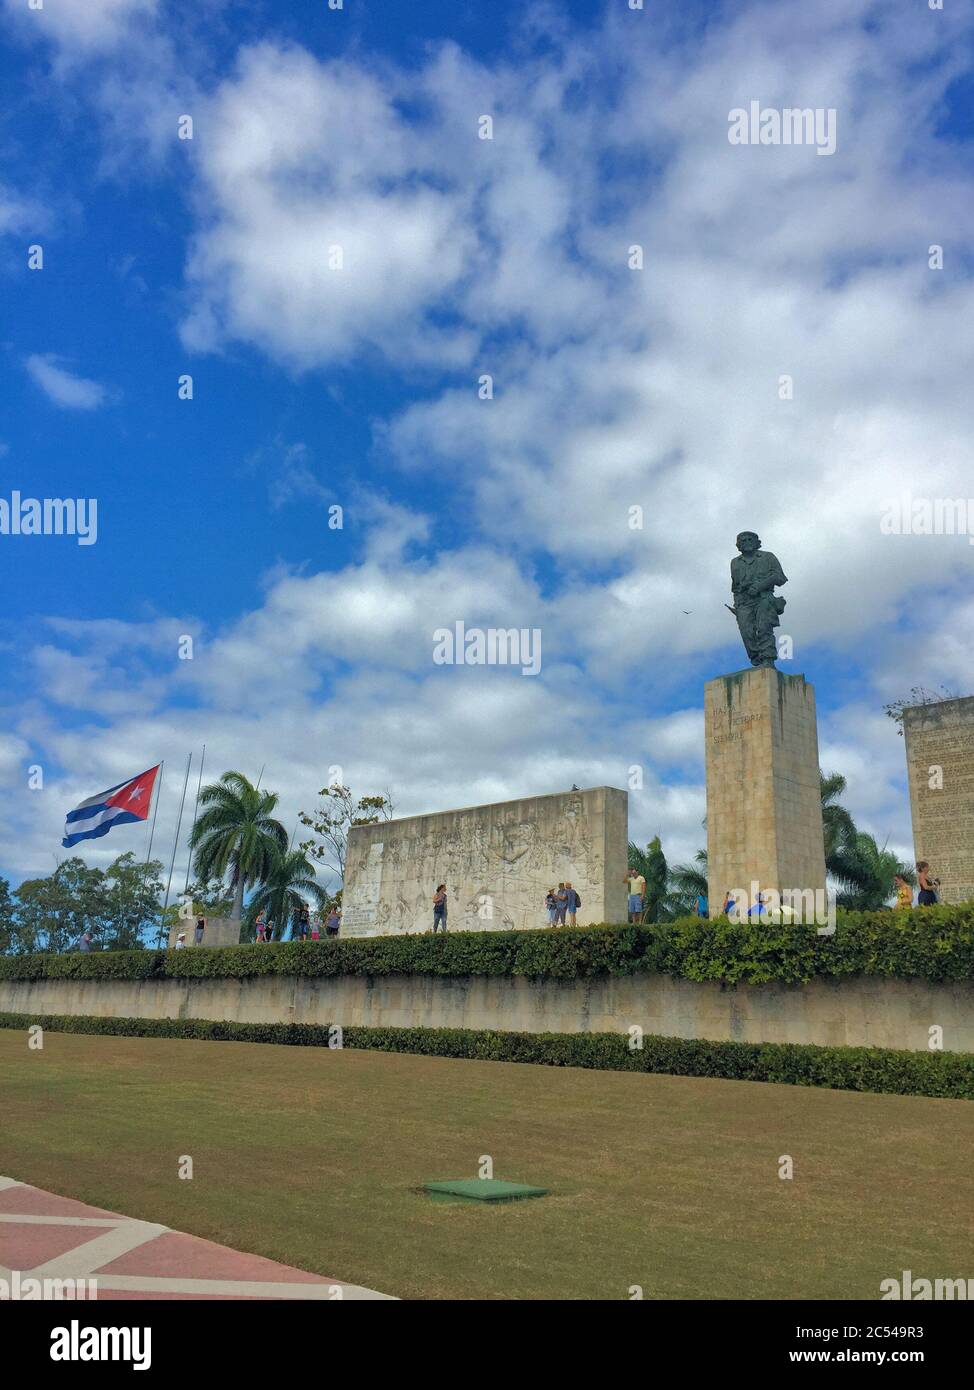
[0,1222,116,1270]
[97,1229,340,1285]
[0,1184,123,1221]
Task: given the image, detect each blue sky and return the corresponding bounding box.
[1,0,972,891]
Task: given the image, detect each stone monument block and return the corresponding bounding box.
[705,668,826,916]
[903,695,974,904]
[343,786,628,936]
[167,916,241,949]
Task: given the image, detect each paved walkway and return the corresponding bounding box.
[0,1176,392,1300]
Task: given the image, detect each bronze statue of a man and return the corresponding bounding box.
[729,531,787,668]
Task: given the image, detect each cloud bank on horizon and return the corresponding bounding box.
[0,0,972,889]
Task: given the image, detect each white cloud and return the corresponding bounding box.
[2,0,158,58]
[25,354,108,410]
[4,0,973,892]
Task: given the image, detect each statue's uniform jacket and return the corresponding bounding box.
[731,550,787,663]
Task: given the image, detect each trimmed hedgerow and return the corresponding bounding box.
[0,1011,971,1099]
[2,904,974,986]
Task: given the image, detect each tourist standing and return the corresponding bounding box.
[310,916,320,941]
[297,904,311,940]
[255,911,267,942]
[565,882,580,927]
[916,862,939,906]
[625,870,646,923]
[194,916,205,945]
[721,891,736,917]
[326,906,341,937]
[894,875,913,910]
[554,883,569,925]
[696,893,708,919]
[433,884,448,932]
[77,930,94,953]
[545,889,557,926]
[174,932,186,950]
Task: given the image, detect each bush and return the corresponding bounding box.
[2,903,974,986]
[0,1010,971,1099]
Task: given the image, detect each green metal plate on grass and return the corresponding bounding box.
[425,1179,547,1203]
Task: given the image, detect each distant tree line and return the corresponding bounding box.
[0,852,165,955]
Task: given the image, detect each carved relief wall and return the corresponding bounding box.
[343,787,628,935]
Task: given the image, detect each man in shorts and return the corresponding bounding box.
[625,870,646,923]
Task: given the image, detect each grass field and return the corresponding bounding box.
[2,1027,973,1300]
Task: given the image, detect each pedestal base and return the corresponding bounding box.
[705,669,827,919]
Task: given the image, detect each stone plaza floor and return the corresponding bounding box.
[0,1176,392,1300]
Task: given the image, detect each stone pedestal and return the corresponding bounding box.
[167,916,241,949]
[903,695,974,904]
[705,669,826,917]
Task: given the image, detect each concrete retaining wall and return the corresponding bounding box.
[2,973,972,1053]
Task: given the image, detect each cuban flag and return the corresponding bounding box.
[62,765,161,849]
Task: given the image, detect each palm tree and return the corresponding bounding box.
[820,771,858,873]
[627,835,671,922]
[629,838,708,921]
[189,771,288,922]
[668,850,709,916]
[828,831,913,911]
[245,847,326,941]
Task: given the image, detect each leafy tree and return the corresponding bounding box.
[189,771,288,921]
[161,876,237,939]
[244,847,326,941]
[0,877,16,954]
[299,784,393,885]
[101,852,164,949]
[13,858,107,953]
[883,685,956,736]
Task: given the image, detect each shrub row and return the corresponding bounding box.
[2,904,974,985]
[1,1010,971,1099]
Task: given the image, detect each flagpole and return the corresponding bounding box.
[183,743,205,895]
[141,761,164,948]
[144,761,164,873]
[158,753,192,949]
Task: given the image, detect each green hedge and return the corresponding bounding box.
[2,904,974,986]
[1,1010,970,1099]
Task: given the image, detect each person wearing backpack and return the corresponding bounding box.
[566,882,580,927]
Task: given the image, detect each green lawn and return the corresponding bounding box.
[2,1027,972,1300]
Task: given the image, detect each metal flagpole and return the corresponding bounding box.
[144,760,164,872]
[158,754,192,949]
[141,761,164,947]
[183,743,205,895]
